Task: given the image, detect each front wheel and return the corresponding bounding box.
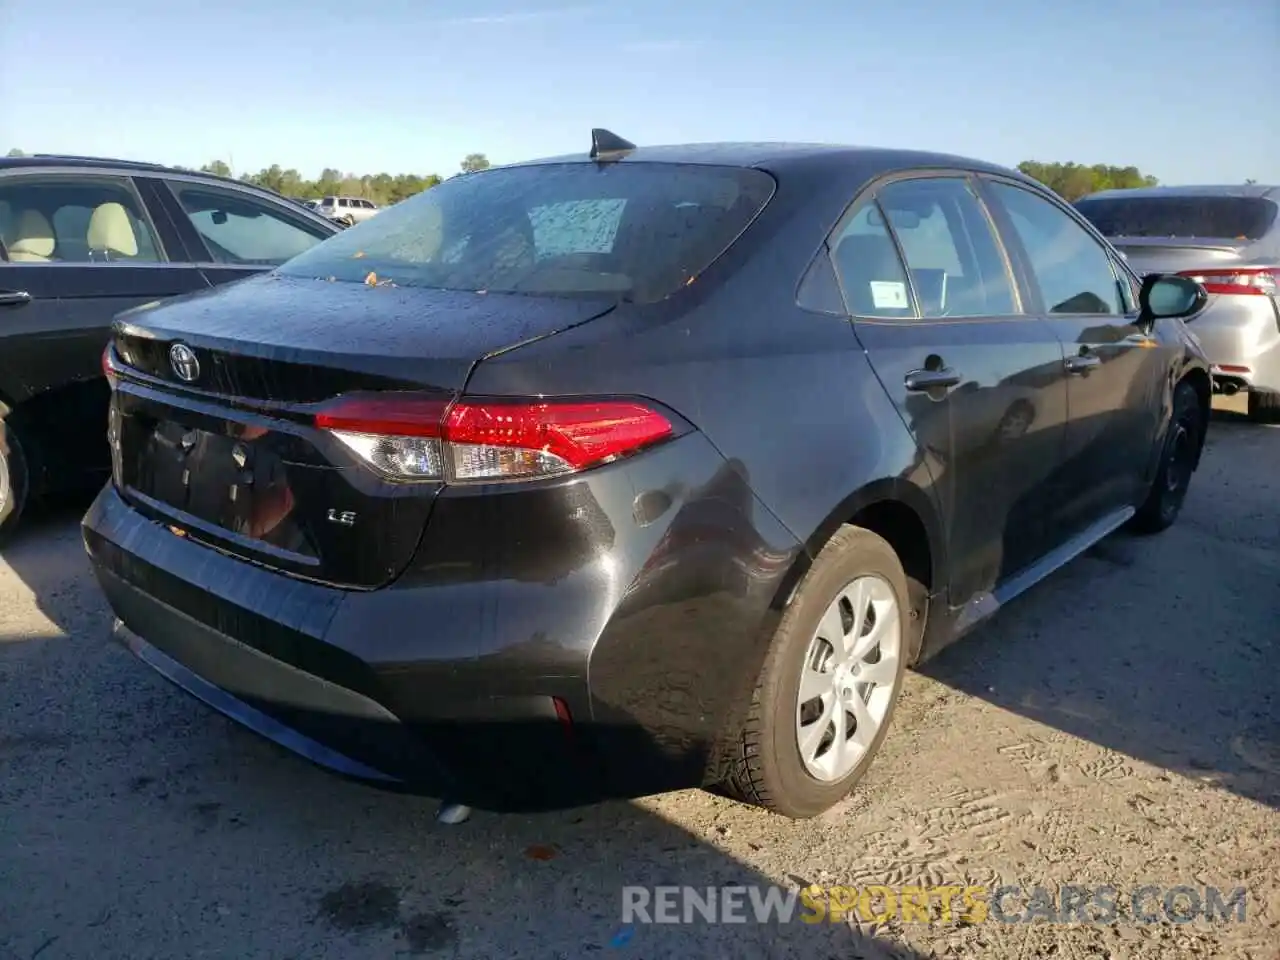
[1130,380,1202,534]
[723,525,909,818]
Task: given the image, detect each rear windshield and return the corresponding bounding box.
[1073,195,1277,241]
[277,162,776,302]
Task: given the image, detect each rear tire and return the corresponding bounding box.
[0,415,31,545]
[722,525,909,818]
[1131,380,1202,534]
[1247,389,1280,423]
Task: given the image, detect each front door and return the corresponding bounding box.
[0,171,209,489]
[979,178,1169,539]
[832,174,1069,607]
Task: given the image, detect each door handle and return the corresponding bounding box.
[904,367,962,392]
[0,290,32,307]
[1064,353,1101,374]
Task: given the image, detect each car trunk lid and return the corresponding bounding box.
[1108,237,1250,276]
[108,274,618,588]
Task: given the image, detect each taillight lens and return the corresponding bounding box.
[314,395,675,483]
[102,342,119,387]
[1177,267,1278,296]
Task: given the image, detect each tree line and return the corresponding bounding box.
[1014,161,1159,201]
[3,147,491,208]
[4,146,1261,207]
[191,153,491,207]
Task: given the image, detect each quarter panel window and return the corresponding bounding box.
[876,177,1017,318]
[988,181,1124,315]
[169,183,330,266]
[0,176,162,263]
[829,202,915,319]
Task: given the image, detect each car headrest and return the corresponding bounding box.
[834,233,903,282]
[7,209,55,261]
[833,233,914,315]
[87,202,139,257]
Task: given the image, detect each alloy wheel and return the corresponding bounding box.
[795,575,903,782]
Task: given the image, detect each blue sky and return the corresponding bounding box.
[1,0,1276,184]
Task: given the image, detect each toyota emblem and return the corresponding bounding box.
[169,343,200,382]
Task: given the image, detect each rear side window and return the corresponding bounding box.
[1074,195,1278,241]
[0,175,162,263]
[277,162,776,303]
[876,177,1017,317]
[829,177,1017,319]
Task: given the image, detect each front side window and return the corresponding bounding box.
[988,181,1125,316]
[0,175,162,263]
[876,177,1017,317]
[169,183,331,266]
[277,162,776,303]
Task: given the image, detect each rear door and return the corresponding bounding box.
[980,177,1170,537]
[143,175,337,288]
[831,173,1069,606]
[0,169,208,484]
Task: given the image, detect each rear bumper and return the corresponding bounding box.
[85,484,598,809]
[83,428,803,808]
[1186,294,1280,393]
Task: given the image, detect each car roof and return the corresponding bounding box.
[1079,183,1280,202]
[498,140,1036,187]
[0,153,251,187]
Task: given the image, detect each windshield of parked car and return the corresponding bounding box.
[276,162,776,303]
[1073,195,1278,241]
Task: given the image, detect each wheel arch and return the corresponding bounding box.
[772,477,946,665]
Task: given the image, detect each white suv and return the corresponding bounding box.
[314,196,379,227]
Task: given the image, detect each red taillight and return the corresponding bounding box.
[314,395,675,483]
[314,395,448,437]
[1177,267,1278,297]
[552,696,575,745]
[102,343,118,386]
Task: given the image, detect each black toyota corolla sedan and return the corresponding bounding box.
[83,130,1212,818]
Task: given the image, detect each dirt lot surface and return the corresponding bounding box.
[2,397,1277,960]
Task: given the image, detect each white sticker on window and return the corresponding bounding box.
[869,280,909,310]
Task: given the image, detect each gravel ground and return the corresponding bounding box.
[1,396,1276,960]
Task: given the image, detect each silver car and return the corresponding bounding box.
[1075,184,1279,420]
[314,195,379,227]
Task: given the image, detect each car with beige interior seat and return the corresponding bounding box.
[0,153,340,542]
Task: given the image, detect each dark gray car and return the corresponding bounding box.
[83,133,1215,818]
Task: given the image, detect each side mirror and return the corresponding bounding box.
[1138,274,1207,327]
